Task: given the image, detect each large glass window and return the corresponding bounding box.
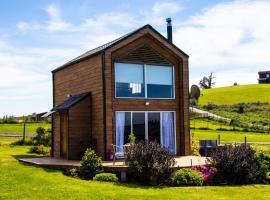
[115,63,174,98]
[115,63,145,98]
[115,111,176,154]
[146,65,174,98]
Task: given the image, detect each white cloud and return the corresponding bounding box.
[153,1,183,15]
[173,0,270,86]
[3,0,270,115]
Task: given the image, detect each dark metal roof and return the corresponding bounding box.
[52,24,189,73]
[52,92,90,111]
[258,71,270,74]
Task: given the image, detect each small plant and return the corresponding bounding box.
[69,168,79,177]
[80,148,103,180]
[209,144,266,184]
[171,168,204,186]
[93,173,118,182]
[190,132,200,156]
[128,132,136,144]
[125,141,175,185]
[33,127,51,146]
[29,145,50,155]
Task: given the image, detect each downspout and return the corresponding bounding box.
[178,60,185,156]
[51,73,55,157]
[101,51,107,160]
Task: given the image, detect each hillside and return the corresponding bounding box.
[199,84,270,105]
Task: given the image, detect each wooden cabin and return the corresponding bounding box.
[51,20,190,160]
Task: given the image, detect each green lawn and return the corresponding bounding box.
[199,84,270,105]
[193,129,270,143]
[0,144,269,200]
[190,118,240,130]
[0,122,51,135]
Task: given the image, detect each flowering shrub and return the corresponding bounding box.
[192,164,217,185]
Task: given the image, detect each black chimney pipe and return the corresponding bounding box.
[166,18,172,43]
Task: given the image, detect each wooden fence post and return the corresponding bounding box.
[23,123,26,144]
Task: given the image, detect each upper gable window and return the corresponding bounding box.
[115,63,174,99]
[115,63,145,98]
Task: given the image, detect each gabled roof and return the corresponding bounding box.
[258,71,270,74]
[52,92,90,111]
[52,24,189,73]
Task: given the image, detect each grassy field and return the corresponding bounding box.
[199,84,270,105]
[0,143,269,200]
[192,129,270,143]
[0,122,51,135]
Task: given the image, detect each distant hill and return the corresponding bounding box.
[199,84,270,105]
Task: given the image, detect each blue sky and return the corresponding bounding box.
[0,0,270,116]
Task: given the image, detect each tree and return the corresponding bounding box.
[199,72,215,89]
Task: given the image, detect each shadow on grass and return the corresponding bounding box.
[11,154,59,173]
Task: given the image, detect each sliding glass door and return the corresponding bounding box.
[115,111,176,154]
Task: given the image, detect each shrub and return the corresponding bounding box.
[93,173,118,182]
[255,151,270,183]
[80,148,103,180]
[190,132,200,156]
[192,164,217,185]
[209,144,266,184]
[33,127,51,146]
[171,168,204,186]
[203,102,218,110]
[69,168,79,177]
[29,145,50,155]
[125,141,175,185]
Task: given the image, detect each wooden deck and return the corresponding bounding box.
[19,156,207,181]
[19,156,207,169]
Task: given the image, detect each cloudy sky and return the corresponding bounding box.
[0,0,269,116]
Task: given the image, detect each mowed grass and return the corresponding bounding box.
[193,129,270,143]
[199,84,270,105]
[0,144,269,200]
[0,136,17,145]
[0,122,51,135]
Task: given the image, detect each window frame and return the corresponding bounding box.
[115,111,177,153]
[114,62,175,99]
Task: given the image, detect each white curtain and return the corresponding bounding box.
[116,112,125,154]
[162,112,176,154]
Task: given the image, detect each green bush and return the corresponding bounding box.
[125,141,175,185]
[190,132,200,156]
[93,173,118,182]
[69,168,79,177]
[171,168,204,186]
[80,148,103,180]
[255,151,270,183]
[29,145,50,155]
[33,127,51,146]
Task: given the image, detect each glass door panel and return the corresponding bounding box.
[132,112,145,141]
[148,112,160,143]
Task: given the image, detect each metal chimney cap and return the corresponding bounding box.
[166,18,172,23]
